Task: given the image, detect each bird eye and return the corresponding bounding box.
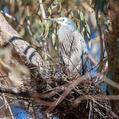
[62,19,65,21]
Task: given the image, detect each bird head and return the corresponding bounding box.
[45,17,76,31]
[53,17,69,25]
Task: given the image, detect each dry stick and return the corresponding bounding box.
[0,71,15,119]
[0,64,119,110]
[39,0,47,22]
[36,84,67,98]
[46,70,119,112]
[1,73,15,119]
[0,87,54,107]
[33,98,53,107]
[1,73,119,109]
[74,95,119,105]
[88,52,119,91]
[73,94,119,119]
[110,111,119,119]
[2,94,15,119]
[87,53,98,66]
[47,73,90,112]
[88,101,93,119]
[93,99,119,119]
[102,75,119,90]
[74,94,119,119]
[0,72,54,107]
[95,10,104,69]
[81,2,93,12]
[96,72,119,91]
[45,52,118,111]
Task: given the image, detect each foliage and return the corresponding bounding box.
[0,0,119,119]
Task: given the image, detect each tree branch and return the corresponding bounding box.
[0,13,44,69]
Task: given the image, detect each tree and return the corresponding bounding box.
[0,0,119,119]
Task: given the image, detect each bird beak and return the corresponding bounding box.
[44,18,58,22]
[44,18,62,25]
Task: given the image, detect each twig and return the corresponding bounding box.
[36,84,67,99]
[95,9,104,69]
[110,111,119,119]
[81,2,94,12]
[102,75,119,90]
[87,53,98,66]
[0,10,24,27]
[39,0,47,22]
[87,53,119,91]
[74,95,119,105]
[2,94,15,119]
[95,72,119,91]
[47,73,91,111]
[0,83,54,107]
[88,101,93,119]
[45,72,119,112]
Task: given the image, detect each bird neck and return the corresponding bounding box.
[60,25,76,32]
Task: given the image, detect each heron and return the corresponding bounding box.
[47,17,88,75]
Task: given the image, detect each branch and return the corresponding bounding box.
[39,0,47,22]
[2,94,15,119]
[95,10,104,69]
[0,13,44,69]
[46,71,119,112]
[47,73,91,111]
[102,75,119,90]
[74,95,119,105]
[0,84,54,107]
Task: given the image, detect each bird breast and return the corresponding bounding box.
[58,29,87,72]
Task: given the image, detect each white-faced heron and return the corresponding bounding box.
[48,17,88,74]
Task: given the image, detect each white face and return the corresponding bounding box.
[55,17,69,26]
[52,17,76,31]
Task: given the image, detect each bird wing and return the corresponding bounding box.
[74,31,88,54]
[58,30,87,72]
[58,30,78,57]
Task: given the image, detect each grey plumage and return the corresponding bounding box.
[50,17,88,74]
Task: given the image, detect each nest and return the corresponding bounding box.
[0,46,113,119]
[25,61,113,119]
